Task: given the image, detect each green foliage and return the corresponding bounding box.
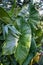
[15,22,31,65]
[0,1,43,65]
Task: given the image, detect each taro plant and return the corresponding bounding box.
[0,0,43,65]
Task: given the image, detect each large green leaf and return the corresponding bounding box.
[0,7,15,24]
[18,3,40,33]
[14,19,31,65]
[0,7,12,24]
[2,24,21,55]
[2,34,18,55]
[2,24,21,39]
[23,38,37,65]
[28,3,40,27]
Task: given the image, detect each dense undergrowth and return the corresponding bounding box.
[0,0,43,65]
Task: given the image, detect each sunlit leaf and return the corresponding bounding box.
[2,34,18,55]
[14,20,31,65]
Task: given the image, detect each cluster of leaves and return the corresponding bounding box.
[0,0,43,65]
